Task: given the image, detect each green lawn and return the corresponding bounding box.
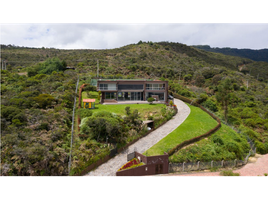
[92,103,165,120]
[81,91,166,120]
[144,104,218,156]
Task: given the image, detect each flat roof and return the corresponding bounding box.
[83,99,96,103]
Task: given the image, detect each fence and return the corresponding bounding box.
[169,137,257,173]
[68,76,80,175]
[169,160,239,173]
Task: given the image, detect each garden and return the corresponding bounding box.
[118,158,144,171]
[71,94,176,175]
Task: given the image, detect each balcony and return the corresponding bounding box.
[146,87,165,90]
[98,86,117,91]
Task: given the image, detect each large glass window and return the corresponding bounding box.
[105,92,117,99]
[99,83,116,90]
[146,84,165,90]
[146,92,165,101]
[118,84,143,90]
[100,84,108,90]
[117,92,142,101]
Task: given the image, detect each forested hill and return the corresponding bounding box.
[192,45,268,62]
[1,42,268,81]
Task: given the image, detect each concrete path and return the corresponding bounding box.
[86,98,191,176]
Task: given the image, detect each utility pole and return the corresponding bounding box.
[97,59,99,78]
[179,69,181,82]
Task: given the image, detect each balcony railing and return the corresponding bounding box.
[146,87,165,90]
[98,87,117,91]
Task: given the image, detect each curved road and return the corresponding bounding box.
[86,98,191,176]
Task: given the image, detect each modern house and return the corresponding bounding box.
[95,79,169,103]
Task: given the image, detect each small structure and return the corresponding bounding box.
[143,120,154,129]
[83,99,95,109]
[116,151,169,176]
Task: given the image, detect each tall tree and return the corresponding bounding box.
[216,78,233,123]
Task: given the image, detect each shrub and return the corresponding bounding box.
[31,94,56,109]
[255,141,267,154]
[147,97,155,104]
[212,135,224,145]
[196,93,208,104]
[201,99,218,112]
[92,111,113,118]
[76,109,93,119]
[220,170,240,176]
[38,123,49,131]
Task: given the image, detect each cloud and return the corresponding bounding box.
[1,23,268,49]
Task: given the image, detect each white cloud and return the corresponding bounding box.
[1,23,268,49]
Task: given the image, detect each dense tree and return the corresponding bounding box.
[216,78,233,123]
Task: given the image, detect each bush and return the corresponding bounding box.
[147,97,155,104]
[38,123,49,131]
[31,94,56,109]
[92,111,113,118]
[196,93,208,104]
[255,141,267,154]
[202,100,218,112]
[76,109,93,119]
[212,135,224,145]
[220,170,240,176]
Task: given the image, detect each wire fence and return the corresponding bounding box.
[68,76,79,175]
[169,140,257,173]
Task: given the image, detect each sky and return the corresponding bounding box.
[1,23,268,50]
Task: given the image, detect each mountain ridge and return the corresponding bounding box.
[192,45,268,62]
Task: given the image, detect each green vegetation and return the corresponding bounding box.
[91,103,166,120]
[220,170,240,176]
[71,107,152,175]
[1,41,268,175]
[144,104,218,156]
[193,45,268,62]
[169,124,250,162]
[1,63,77,175]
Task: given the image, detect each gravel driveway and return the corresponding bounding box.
[86,98,191,176]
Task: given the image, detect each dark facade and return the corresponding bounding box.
[96,79,169,103]
[116,152,169,176]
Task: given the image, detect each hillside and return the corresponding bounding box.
[1,41,268,175]
[2,42,268,81]
[192,45,268,62]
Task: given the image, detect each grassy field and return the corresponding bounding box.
[144,104,218,156]
[81,91,166,120]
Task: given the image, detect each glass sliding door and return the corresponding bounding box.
[118,92,142,101]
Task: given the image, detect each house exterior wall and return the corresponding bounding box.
[96,80,168,103]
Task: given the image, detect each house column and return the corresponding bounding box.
[143,82,146,101]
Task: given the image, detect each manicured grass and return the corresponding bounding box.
[92,103,166,120]
[81,91,166,120]
[144,104,218,156]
